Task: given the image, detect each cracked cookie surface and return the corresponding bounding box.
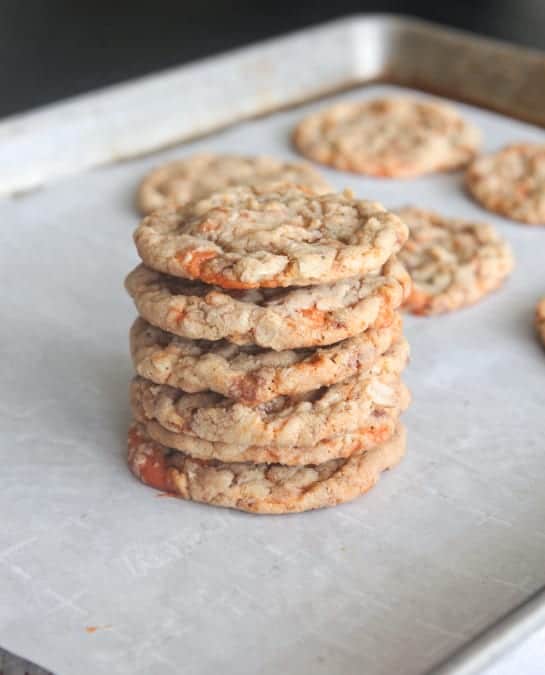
[127,422,406,514]
[466,143,545,225]
[130,339,409,448]
[397,206,513,315]
[134,185,408,288]
[134,405,405,465]
[130,312,402,405]
[124,257,411,351]
[293,97,480,178]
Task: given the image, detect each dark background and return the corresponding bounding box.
[2,0,545,119]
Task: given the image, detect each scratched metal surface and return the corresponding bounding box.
[1,83,545,675]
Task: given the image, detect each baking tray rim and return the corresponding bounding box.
[2,12,545,197]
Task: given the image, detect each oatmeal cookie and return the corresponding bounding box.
[137,153,331,214]
[124,257,411,351]
[127,422,406,514]
[130,338,409,447]
[134,185,408,288]
[397,207,513,315]
[130,312,402,405]
[293,97,480,177]
[132,385,409,465]
[466,143,545,225]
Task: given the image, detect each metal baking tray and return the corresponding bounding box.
[1,14,545,675]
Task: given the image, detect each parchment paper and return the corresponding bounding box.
[1,84,545,675]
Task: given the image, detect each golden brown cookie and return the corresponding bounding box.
[137,153,331,214]
[129,313,402,405]
[397,207,514,316]
[127,422,407,514]
[130,338,409,448]
[293,98,480,177]
[124,257,411,351]
[466,143,545,225]
[134,185,408,289]
[135,405,405,465]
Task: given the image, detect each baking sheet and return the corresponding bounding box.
[1,83,545,675]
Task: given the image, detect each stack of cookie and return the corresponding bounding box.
[125,184,412,514]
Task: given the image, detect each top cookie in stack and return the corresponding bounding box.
[125,183,412,514]
[133,184,408,288]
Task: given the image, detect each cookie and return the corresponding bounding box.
[136,153,332,215]
[536,298,545,346]
[130,312,402,405]
[140,417,401,467]
[127,422,406,514]
[396,207,514,316]
[293,97,480,178]
[124,257,411,351]
[465,143,545,225]
[134,185,409,289]
[130,337,409,447]
[135,403,405,464]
